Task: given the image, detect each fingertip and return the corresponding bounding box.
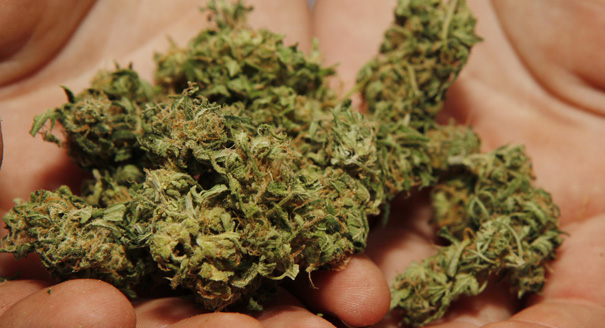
[312,0,396,97]
[0,279,136,328]
[258,305,336,328]
[168,312,263,328]
[134,297,203,327]
[255,289,336,328]
[0,280,51,316]
[293,254,391,327]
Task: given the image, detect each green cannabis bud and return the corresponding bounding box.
[355,0,562,326]
[4,1,371,310]
[1,0,561,325]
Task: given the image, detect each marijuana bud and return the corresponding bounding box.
[355,1,561,326]
[1,0,561,325]
[390,146,561,326]
[4,2,372,310]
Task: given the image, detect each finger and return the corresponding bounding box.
[167,312,263,328]
[290,254,391,327]
[311,0,395,96]
[0,279,135,328]
[489,0,605,113]
[366,193,439,328]
[0,253,53,282]
[0,280,50,316]
[247,0,312,52]
[258,306,336,328]
[134,297,204,328]
[365,192,437,282]
[255,288,336,328]
[0,0,95,86]
[367,194,447,328]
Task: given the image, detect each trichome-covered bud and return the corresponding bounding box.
[1,186,154,297]
[30,68,154,169]
[390,146,562,327]
[357,0,481,125]
[154,0,335,106]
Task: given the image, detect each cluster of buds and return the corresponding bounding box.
[1,1,561,326]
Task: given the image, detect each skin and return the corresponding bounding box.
[1,0,604,327]
[314,0,605,327]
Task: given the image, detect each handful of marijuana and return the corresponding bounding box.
[1,0,561,326]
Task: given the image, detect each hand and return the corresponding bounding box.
[0,1,390,327]
[314,0,605,326]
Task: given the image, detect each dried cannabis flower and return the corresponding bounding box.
[390,146,561,326]
[4,1,372,310]
[1,0,561,325]
[355,0,561,326]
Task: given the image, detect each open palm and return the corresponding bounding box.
[2,1,604,327]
